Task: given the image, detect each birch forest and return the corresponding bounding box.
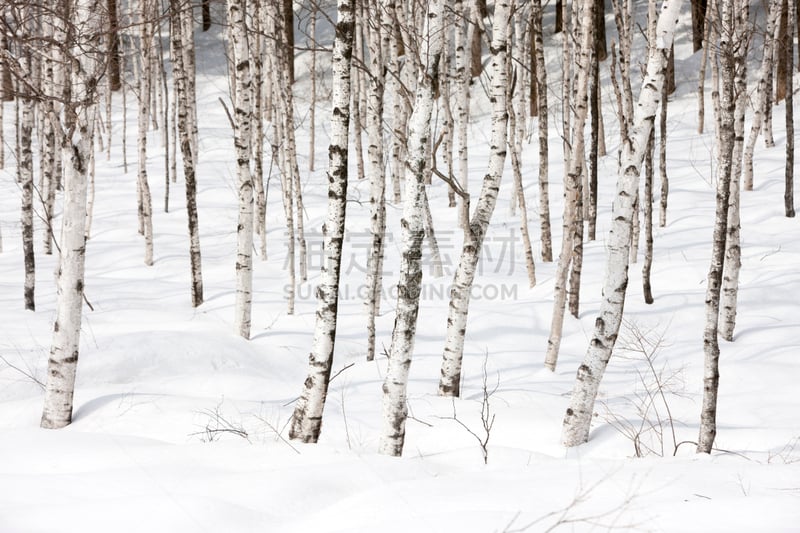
[0,0,798,529]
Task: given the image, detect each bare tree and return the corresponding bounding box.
[438,0,511,396]
[380,0,444,456]
[289,0,355,444]
[544,0,594,371]
[562,0,683,448]
[41,0,103,429]
[228,0,254,339]
[698,0,737,454]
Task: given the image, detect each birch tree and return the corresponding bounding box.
[742,0,780,191]
[41,0,102,429]
[137,0,155,266]
[562,0,683,447]
[719,0,748,341]
[437,0,510,397]
[170,0,203,306]
[543,0,594,371]
[365,0,388,362]
[531,0,552,261]
[289,0,354,443]
[228,0,254,339]
[698,0,737,454]
[379,0,444,456]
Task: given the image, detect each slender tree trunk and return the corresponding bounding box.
[228,0,254,339]
[719,0,748,340]
[20,92,35,311]
[138,0,155,266]
[170,0,203,306]
[643,129,655,304]
[531,0,552,262]
[698,0,736,454]
[107,0,122,91]
[659,66,669,227]
[202,0,211,30]
[544,0,594,371]
[784,0,795,217]
[380,0,444,455]
[438,0,511,397]
[366,0,387,362]
[691,0,707,52]
[289,0,354,443]
[743,0,780,190]
[775,0,788,102]
[308,6,317,172]
[561,0,683,447]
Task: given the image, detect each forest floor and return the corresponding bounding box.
[1,3,799,532]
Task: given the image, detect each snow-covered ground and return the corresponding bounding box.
[1,3,799,532]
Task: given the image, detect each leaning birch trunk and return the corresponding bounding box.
[289,0,354,443]
[719,0,748,341]
[170,0,203,306]
[698,0,736,454]
[543,0,594,372]
[437,0,510,397]
[228,0,254,339]
[41,0,100,429]
[562,0,683,447]
[380,0,444,455]
[137,0,155,266]
[742,0,779,191]
[365,0,387,362]
[531,0,553,262]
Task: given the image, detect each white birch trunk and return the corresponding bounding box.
[137,0,154,266]
[228,0,254,339]
[41,0,100,429]
[289,0,354,443]
[366,0,387,362]
[20,92,35,311]
[698,0,736,453]
[743,0,779,191]
[719,0,748,341]
[170,0,203,306]
[531,0,552,262]
[562,0,683,448]
[544,0,594,371]
[438,0,510,397]
[380,0,444,455]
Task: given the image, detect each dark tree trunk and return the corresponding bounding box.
[107,0,122,91]
[555,0,563,33]
[595,0,607,61]
[691,0,708,52]
[776,0,788,102]
[786,0,795,217]
[202,0,211,31]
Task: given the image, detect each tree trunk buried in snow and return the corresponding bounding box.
[562,0,683,448]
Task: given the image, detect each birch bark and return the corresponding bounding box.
[562,0,683,447]
[544,0,594,371]
[41,0,101,429]
[698,0,736,453]
[438,0,510,396]
[380,0,444,455]
[289,0,354,443]
[228,0,254,339]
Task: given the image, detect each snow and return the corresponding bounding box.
[1,3,799,531]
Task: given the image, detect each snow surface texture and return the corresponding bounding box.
[1,3,799,532]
